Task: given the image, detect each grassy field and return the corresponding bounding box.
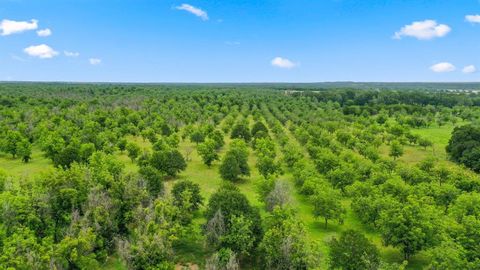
[0,123,463,269]
[0,146,54,178]
[411,123,457,160]
[379,123,460,166]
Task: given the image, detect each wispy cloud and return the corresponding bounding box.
[466,15,480,23]
[394,20,450,40]
[271,57,298,69]
[24,44,58,59]
[0,19,38,36]
[64,51,80,57]
[176,4,209,21]
[430,62,456,73]
[89,58,101,65]
[36,28,51,37]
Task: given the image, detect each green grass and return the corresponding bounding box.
[411,123,458,160]
[379,123,460,166]
[0,146,54,178]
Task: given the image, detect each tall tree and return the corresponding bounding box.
[230,122,251,142]
[16,138,32,163]
[149,149,186,178]
[312,188,346,228]
[379,198,443,260]
[389,140,404,160]
[198,138,219,167]
[219,139,250,181]
[328,230,380,270]
[260,208,319,269]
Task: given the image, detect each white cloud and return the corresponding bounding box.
[430,62,456,73]
[394,20,451,40]
[463,65,477,74]
[64,51,80,57]
[89,58,101,65]
[36,28,51,37]
[271,57,298,69]
[0,19,38,36]
[24,44,58,59]
[466,15,480,23]
[176,4,208,20]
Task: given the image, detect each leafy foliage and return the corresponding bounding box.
[447,124,480,172]
[329,230,380,270]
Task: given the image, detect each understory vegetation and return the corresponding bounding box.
[1,84,480,269]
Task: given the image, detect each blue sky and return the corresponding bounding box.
[0,0,479,82]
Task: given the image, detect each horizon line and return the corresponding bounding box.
[2,80,480,85]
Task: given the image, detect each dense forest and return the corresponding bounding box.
[1,83,480,269]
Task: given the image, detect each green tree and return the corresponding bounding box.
[260,207,319,269]
[190,129,205,144]
[418,137,433,150]
[352,194,399,228]
[426,241,467,270]
[1,130,22,158]
[54,142,81,168]
[118,200,178,270]
[312,188,346,228]
[141,127,157,143]
[139,165,165,197]
[282,145,304,168]
[379,198,442,260]
[150,149,186,178]
[251,121,268,138]
[454,215,480,262]
[219,139,250,181]
[171,180,203,212]
[117,137,128,152]
[53,228,100,269]
[446,124,480,172]
[254,137,276,157]
[0,227,52,269]
[327,165,357,193]
[79,142,96,163]
[389,140,404,160]
[221,215,255,258]
[449,192,480,223]
[205,184,262,251]
[328,230,380,270]
[207,130,225,150]
[230,122,251,142]
[198,138,219,167]
[431,183,459,213]
[40,132,64,161]
[257,156,280,179]
[126,142,141,161]
[16,138,32,163]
